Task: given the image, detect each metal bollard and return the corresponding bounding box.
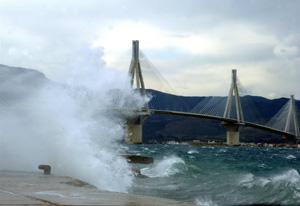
[38,165,51,175]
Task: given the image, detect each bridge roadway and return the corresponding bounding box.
[2,107,297,138]
[137,109,297,139]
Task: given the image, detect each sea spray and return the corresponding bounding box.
[195,197,217,206]
[0,63,146,193]
[141,155,187,178]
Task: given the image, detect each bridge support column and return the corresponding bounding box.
[125,115,149,144]
[124,40,150,144]
[283,95,299,146]
[222,69,245,146]
[222,122,244,146]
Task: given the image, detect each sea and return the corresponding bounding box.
[123,144,300,206]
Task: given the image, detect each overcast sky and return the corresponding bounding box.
[1,0,299,99]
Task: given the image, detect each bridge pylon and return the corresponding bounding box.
[283,95,300,145]
[222,69,244,146]
[125,40,150,144]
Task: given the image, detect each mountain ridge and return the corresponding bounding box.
[1,64,298,143]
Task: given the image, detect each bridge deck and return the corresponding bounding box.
[149,109,297,138]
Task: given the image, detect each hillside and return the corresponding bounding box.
[0,64,51,106]
[143,90,299,144]
[1,64,298,144]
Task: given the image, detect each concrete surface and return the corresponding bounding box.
[0,170,196,206]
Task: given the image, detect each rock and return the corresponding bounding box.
[120,154,154,164]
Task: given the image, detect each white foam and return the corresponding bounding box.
[195,197,217,206]
[286,155,297,160]
[187,150,199,154]
[141,156,186,178]
[219,149,228,153]
[271,169,300,185]
[239,173,255,188]
[257,177,271,187]
[239,169,300,189]
[258,163,266,168]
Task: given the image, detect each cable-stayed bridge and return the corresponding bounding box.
[112,40,300,146]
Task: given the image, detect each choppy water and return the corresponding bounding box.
[124,145,300,206]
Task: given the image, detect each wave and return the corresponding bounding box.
[187,150,199,154]
[286,155,297,160]
[238,169,300,204]
[219,148,228,153]
[271,169,300,185]
[128,145,300,205]
[240,169,300,188]
[195,197,217,206]
[141,156,187,178]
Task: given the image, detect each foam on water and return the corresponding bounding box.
[141,156,186,178]
[239,173,255,186]
[286,155,297,159]
[219,148,228,153]
[187,150,199,154]
[239,173,271,188]
[195,197,217,206]
[238,169,300,197]
[271,169,300,185]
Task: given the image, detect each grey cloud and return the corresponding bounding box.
[0,0,299,98]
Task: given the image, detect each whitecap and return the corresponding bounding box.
[141,156,186,178]
[257,177,271,187]
[271,169,300,185]
[188,155,196,159]
[239,173,273,188]
[187,150,199,154]
[258,163,266,168]
[239,173,255,188]
[238,169,300,193]
[286,155,297,160]
[195,196,217,206]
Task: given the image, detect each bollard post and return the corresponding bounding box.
[38,165,51,175]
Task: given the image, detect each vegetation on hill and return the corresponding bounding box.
[143,89,299,144]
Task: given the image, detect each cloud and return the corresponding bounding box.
[273,44,299,58]
[273,34,300,58]
[0,0,300,99]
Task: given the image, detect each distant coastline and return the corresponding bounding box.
[147,139,300,148]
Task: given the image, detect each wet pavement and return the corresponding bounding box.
[0,170,196,206]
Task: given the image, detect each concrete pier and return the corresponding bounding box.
[125,115,149,144]
[0,170,195,206]
[222,122,244,146]
[126,122,143,144]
